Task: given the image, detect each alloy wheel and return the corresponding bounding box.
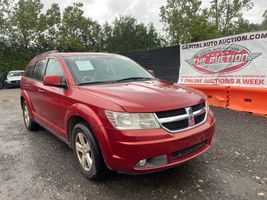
[23,103,30,127]
[75,132,93,171]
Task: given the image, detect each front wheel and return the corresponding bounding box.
[22,101,38,131]
[72,123,107,180]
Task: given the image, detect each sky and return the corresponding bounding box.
[42,0,267,33]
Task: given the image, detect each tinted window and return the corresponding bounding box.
[32,59,47,81]
[24,62,36,77]
[46,59,64,76]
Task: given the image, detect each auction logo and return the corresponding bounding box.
[185,44,262,74]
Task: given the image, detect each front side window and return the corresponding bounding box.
[46,58,64,76]
[64,55,154,85]
[32,59,47,81]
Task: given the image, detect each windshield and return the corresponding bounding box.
[64,55,154,85]
[7,71,24,77]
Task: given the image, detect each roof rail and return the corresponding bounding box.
[37,50,59,56]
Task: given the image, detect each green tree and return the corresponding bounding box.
[0,0,165,74]
[36,3,61,51]
[0,0,62,72]
[0,0,38,72]
[0,0,15,34]
[99,22,113,51]
[101,16,162,52]
[8,0,46,52]
[261,10,267,30]
[160,0,216,44]
[209,0,254,36]
[160,0,258,44]
[234,18,260,33]
[58,3,101,51]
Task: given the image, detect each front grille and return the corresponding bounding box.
[192,102,205,112]
[155,102,207,133]
[156,108,186,118]
[162,119,189,131]
[171,141,205,160]
[195,113,206,124]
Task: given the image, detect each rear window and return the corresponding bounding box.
[24,62,36,78]
[32,59,47,81]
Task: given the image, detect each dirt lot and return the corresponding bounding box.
[0,88,266,200]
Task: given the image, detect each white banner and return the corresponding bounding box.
[179,31,267,87]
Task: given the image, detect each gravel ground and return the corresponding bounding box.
[0,88,266,200]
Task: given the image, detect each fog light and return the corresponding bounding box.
[138,159,147,167]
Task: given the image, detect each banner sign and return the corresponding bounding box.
[179,31,267,87]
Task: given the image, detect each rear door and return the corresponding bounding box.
[21,60,36,94]
[28,58,47,118]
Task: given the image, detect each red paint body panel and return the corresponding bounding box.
[20,52,215,173]
[78,81,206,112]
[96,111,215,172]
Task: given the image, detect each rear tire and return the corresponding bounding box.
[22,101,38,131]
[72,122,107,180]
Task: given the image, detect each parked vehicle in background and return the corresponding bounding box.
[4,70,24,88]
[20,51,215,180]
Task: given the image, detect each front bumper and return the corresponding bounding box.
[97,110,215,173]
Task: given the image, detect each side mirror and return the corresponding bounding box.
[43,75,67,89]
[148,69,155,77]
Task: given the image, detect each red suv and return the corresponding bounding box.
[20,51,215,180]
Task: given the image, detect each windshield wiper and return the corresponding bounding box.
[78,81,115,86]
[114,77,154,82]
[78,77,154,86]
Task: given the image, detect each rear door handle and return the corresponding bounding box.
[38,88,45,93]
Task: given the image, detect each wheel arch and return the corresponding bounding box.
[65,103,104,146]
[67,115,90,145]
[20,90,34,118]
[65,103,113,168]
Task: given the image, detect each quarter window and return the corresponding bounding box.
[32,59,47,81]
[24,61,36,78]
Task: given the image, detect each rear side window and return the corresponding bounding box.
[32,59,47,81]
[46,59,64,76]
[24,61,36,77]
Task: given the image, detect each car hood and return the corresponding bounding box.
[7,76,22,81]
[78,80,206,112]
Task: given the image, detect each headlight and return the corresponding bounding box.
[105,110,160,130]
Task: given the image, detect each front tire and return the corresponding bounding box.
[22,101,38,131]
[72,123,107,180]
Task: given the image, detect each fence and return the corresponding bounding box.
[120,45,180,82]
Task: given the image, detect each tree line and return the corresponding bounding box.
[0,0,266,73]
[160,0,267,44]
